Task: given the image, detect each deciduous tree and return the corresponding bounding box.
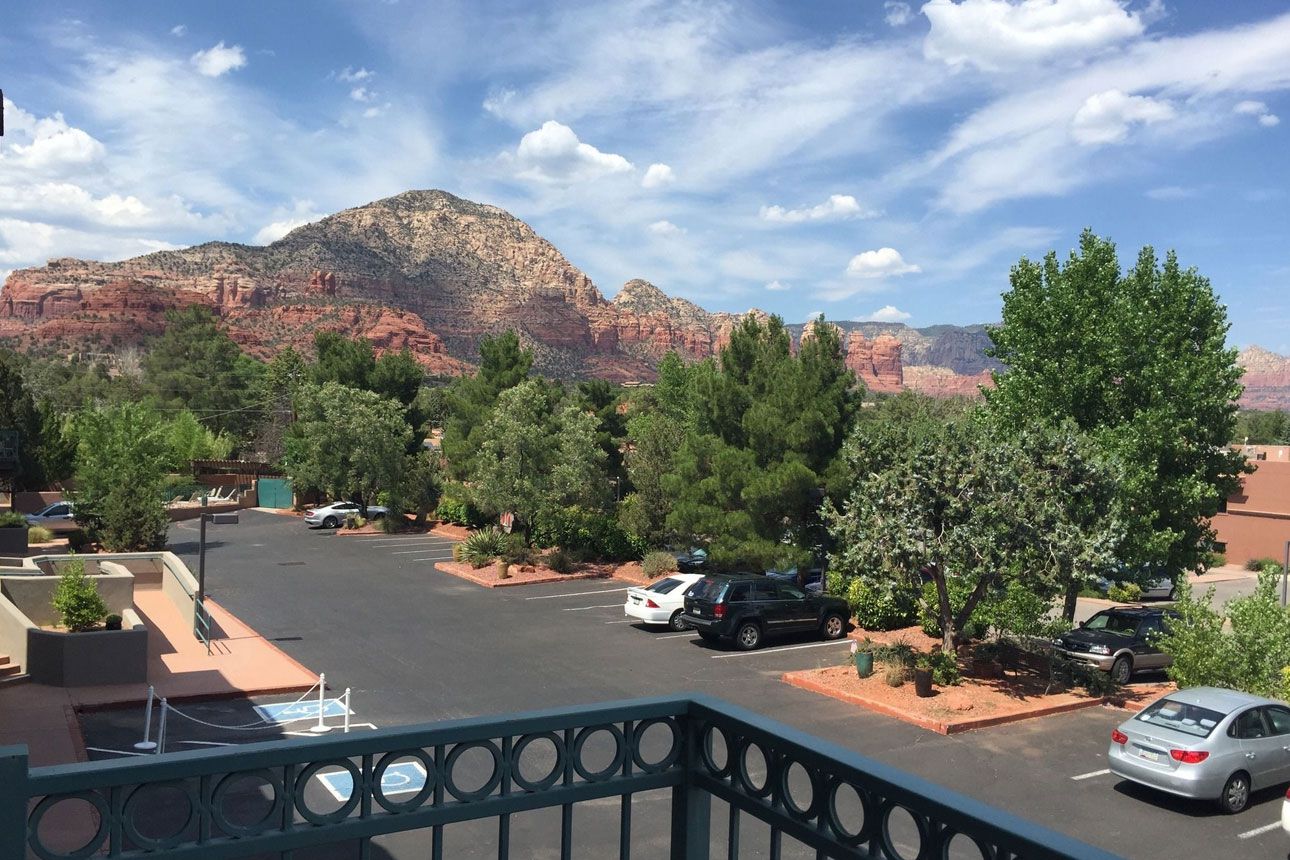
[72,403,170,551]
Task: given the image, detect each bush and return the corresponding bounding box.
[27,525,54,543]
[1107,582,1142,603]
[926,649,961,686]
[642,551,678,579]
[67,529,92,552]
[460,527,508,568]
[1246,557,1279,572]
[502,533,538,565]
[344,515,367,530]
[1206,552,1227,568]
[377,514,406,534]
[435,496,486,528]
[844,577,918,631]
[874,640,917,669]
[52,557,107,632]
[883,664,906,687]
[0,511,27,528]
[545,548,575,574]
[532,506,646,561]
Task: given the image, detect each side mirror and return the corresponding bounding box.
[1077,620,1086,628]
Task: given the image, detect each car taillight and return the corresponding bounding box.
[714,604,726,619]
[645,599,659,609]
[1170,749,1209,764]
[1111,730,1128,745]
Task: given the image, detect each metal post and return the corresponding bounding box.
[197,497,208,606]
[0,745,28,860]
[311,673,332,733]
[134,686,157,751]
[156,699,168,755]
[669,717,710,860]
[343,688,351,734]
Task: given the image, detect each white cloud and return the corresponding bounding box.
[252,200,325,244]
[363,104,391,119]
[884,2,913,27]
[1070,89,1174,145]
[760,194,875,224]
[512,121,633,184]
[647,220,684,237]
[350,86,374,102]
[641,163,675,189]
[1259,113,1281,127]
[1235,100,1280,127]
[1145,185,1197,201]
[923,0,1153,71]
[846,247,921,279]
[190,41,247,77]
[170,25,187,37]
[337,66,374,83]
[860,305,912,323]
[765,280,790,291]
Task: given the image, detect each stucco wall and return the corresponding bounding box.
[0,593,32,669]
[0,569,133,628]
[26,623,148,686]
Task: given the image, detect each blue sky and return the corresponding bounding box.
[1,1,1288,349]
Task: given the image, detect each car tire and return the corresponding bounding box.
[323,516,338,529]
[698,631,720,643]
[668,610,688,632]
[821,613,846,640]
[1167,587,1177,601]
[734,622,762,651]
[1110,655,1133,685]
[1218,771,1251,814]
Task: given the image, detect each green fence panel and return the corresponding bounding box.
[257,478,293,509]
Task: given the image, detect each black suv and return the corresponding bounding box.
[1053,606,1178,684]
[682,575,850,650]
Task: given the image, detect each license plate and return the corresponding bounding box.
[1139,750,1160,762]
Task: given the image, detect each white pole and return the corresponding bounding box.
[134,686,158,751]
[156,699,168,755]
[310,672,332,733]
[343,688,351,734]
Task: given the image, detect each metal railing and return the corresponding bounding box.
[0,694,1122,860]
[193,595,212,655]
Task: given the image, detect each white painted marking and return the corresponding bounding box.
[85,746,150,757]
[711,640,851,659]
[525,587,631,600]
[1237,822,1281,840]
[414,556,456,562]
[353,535,443,542]
[363,539,450,547]
[657,632,697,639]
[563,604,624,611]
[1070,769,1111,781]
[390,549,454,555]
[605,620,637,624]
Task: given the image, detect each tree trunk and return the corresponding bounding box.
[1061,580,1080,624]
[933,574,956,655]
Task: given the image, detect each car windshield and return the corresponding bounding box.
[686,578,728,602]
[648,578,685,595]
[1084,612,1140,636]
[1135,698,1225,738]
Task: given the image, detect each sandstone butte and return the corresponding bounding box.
[1,188,1287,408]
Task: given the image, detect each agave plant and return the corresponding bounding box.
[459,527,508,568]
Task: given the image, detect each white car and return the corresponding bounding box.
[24,501,76,531]
[623,573,706,631]
[303,501,389,528]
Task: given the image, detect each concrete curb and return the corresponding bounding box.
[432,562,609,589]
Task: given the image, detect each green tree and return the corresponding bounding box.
[441,331,533,478]
[573,379,628,485]
[143,306,265,440]
[1234,410,1289,445]
[986,230,1247,579]
[370,349,424,407]
[470,380,607,544]
[398,449,443,526]
[72,403,171,551]
[52,557,108,632]
[619,410,686,547]
[282,383,412,513]
[312,330,375,390]
[162,410,235,471]
[0,349,51,489]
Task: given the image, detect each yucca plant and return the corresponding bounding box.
[459,527,508,568]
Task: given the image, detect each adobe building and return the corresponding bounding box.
[1211,445,1290,565]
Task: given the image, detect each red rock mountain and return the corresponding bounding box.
[1,189,1286,407]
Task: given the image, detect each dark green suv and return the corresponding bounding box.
[682,575,850,650]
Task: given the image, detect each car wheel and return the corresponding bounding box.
[323,516,338,529]
[821,613,846,640]
[1110,655,1133,685]
[1218,771,1251,814]
[1167,587,1177,601]
[735,622,762,651]
[668,610,689,632]
[698,631,720,643]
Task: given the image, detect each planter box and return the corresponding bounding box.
[27,624,148,687]
[0,526,28,556]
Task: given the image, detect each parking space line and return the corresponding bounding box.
[1070,769,1111,781]
[711,640,851,659]
[605,619,636,624]
[363,540,452,548]
[1237,822,1281,840]
[657,632,696,639]
[525,587,630,600]
[352,535,446,542]
[562,604,624,611]
[413,556,455,562]
[390,548,454,554]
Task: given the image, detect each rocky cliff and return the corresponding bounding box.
[2,189,1286,407]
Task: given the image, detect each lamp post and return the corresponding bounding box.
[196,496,239,610]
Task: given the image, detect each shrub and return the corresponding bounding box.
[460,527,508,568]
[377,514,406,534]
[502,533,538,565]
[27,525,54,543]
[1206,552,1227,568]
[1107,582,1142,603]
[105,614,123,630]
[844,577,918,631]
[1246,557,1279,572]
[874,640,917,669]
[642,551,678,579]
[545,548,575,573]
[344,515,367,530]
[436,496,486,528]
[883,664,906,687]
[532,506,645,561]
[67,529,92,552]
[52,557,107,632]
[926,649,961,686]
[0,511,27,528]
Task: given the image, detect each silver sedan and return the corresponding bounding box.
[1109,687,1290,813]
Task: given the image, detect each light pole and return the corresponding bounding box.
[196,496,239,618]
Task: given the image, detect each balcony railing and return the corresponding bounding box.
[1,694,1121,859]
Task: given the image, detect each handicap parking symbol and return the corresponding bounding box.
[315,762,427,802]
[253,698,351,724]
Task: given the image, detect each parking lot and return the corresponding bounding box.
[145,510,1290,858]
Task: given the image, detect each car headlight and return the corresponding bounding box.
[1089,644,1111,656]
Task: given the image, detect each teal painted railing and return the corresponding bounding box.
[1,694,1122,860]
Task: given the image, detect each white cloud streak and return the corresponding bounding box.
[190,41,247,77]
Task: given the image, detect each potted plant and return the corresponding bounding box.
[850,638,875,678]
[913,652,935,698]
[0,511,29,556]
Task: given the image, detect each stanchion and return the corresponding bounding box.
[343,688,351,734]
[310,672,332,733]
[156,698,169,755]
[134,686,158,751]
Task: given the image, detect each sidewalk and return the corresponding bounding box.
[0,590,317,766]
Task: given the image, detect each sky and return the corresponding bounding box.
[1,0,1288,349]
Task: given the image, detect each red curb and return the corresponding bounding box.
[432,562,609,589]
[781,670,1111,735]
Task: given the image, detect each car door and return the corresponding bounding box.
[1261,706,1290,787]
[774,581,816,630]
[750,580,785,630]
[1134,615,1167,669]
[1233,707,1284,788]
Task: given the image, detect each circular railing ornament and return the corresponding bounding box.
[28,792,110,860]
[372,749,437,813]
[510,732,566,793]
[210,769,285,838]
[122,780,199,851]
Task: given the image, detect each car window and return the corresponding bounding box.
[44,504,68,516]
[750,581,778,601]
[648,578,684,595]
[1231,708,1269,740]
[1138,617,1161,641]
[1266,707,1290,736]
[1136,698,1224,738]
[728,583,752,603]
[687,578,728,602]
[1084,612,1139,636]
[777,582,807,600]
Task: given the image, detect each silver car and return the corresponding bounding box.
[1109,687,1290,813]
